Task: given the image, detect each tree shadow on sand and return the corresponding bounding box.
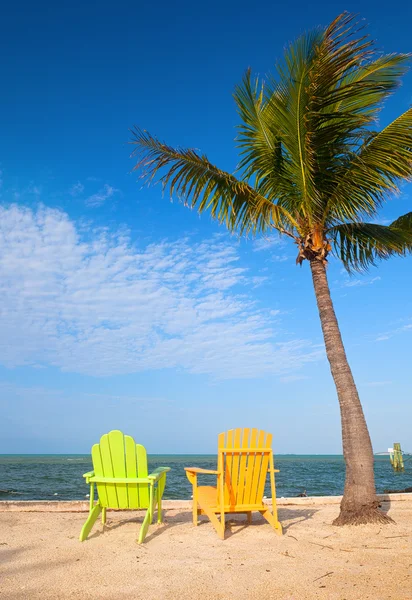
[378,494,392,516]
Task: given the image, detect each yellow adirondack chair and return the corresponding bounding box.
[185,428,282,539]
[79,430,170,543]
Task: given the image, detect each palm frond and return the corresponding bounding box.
[129,128,297,235]
[270,26,325,218]
[390,211,412,233]
[304,16,409,220]
[324,108,412,224]
[232,13,410,226]
[331,54,410,117]
[233,69,296,207]
[328,217,412,271]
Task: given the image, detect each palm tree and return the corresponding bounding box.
[130,13,412,525]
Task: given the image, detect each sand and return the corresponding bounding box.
[1,498,411,600]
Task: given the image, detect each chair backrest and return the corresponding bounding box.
[91,430,150,509]
[217,428,274,509]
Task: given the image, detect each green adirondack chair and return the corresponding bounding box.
[79,430,170,543]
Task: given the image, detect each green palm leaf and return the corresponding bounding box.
[325,108,412,224]
[329,215,412,271]
[129,128,297,235]
[390,211,412,232]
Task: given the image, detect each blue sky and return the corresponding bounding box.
[0,0,411,454]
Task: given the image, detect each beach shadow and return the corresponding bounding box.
[200,512,295,539]
[222,515,251,538]
[278,507,319,532]
[144,511,195,542]
[0,544,74,578]
[0,545,26,568]
[87,509,192,542]
[84,506,320,541]
[147,511,276,541]
[378,494,391,515]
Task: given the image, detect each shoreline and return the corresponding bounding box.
[1,491,411,512]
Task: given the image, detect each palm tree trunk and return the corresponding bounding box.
[309,259,392,525]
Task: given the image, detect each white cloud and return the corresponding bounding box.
[85,183,119,207]
[342,276,381,288]
[252,236,285,252]
[69,182,85,196]
[271,254,289,263]
[376,320,412,342]
[251,275,268,288]
[0,205,322,379]
[27,184,42,196]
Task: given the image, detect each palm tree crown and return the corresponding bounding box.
[130,13,412,270]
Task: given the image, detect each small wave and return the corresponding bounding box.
[0,489,23,495]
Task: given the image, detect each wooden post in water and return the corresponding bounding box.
[389,443,405,472]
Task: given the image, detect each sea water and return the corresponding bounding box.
[1,454,411,501]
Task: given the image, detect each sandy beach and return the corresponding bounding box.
[1,496,411,600]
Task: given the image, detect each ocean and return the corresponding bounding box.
[1,454,411,501]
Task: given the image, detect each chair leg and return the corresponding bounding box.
[192,505,198,526]
[102,507,107,525]
[196,504,225,539]
[260,509,283,535]
[247,511,252,524]
[157,484,163,524]
[192,487,199,526]
[79,503,102,541]
[138,484,154,544]
[138,508,152,544]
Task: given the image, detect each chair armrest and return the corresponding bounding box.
[268,469,280,473]
[83,471,95,483]
[147,467,171,482]
[184,467,219,475]
[89,476,152,484]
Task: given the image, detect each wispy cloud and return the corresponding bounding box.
[251,276,268,288]
[252,236,284,252]
[27,183,42,196]
[85,184,119,207]
[0,205,322,379]
[69,182,85,197]
[342,276,381,288]
[271,254,289,263]
[376,321,412,342]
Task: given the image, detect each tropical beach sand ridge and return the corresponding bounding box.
[1,497,411,599]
